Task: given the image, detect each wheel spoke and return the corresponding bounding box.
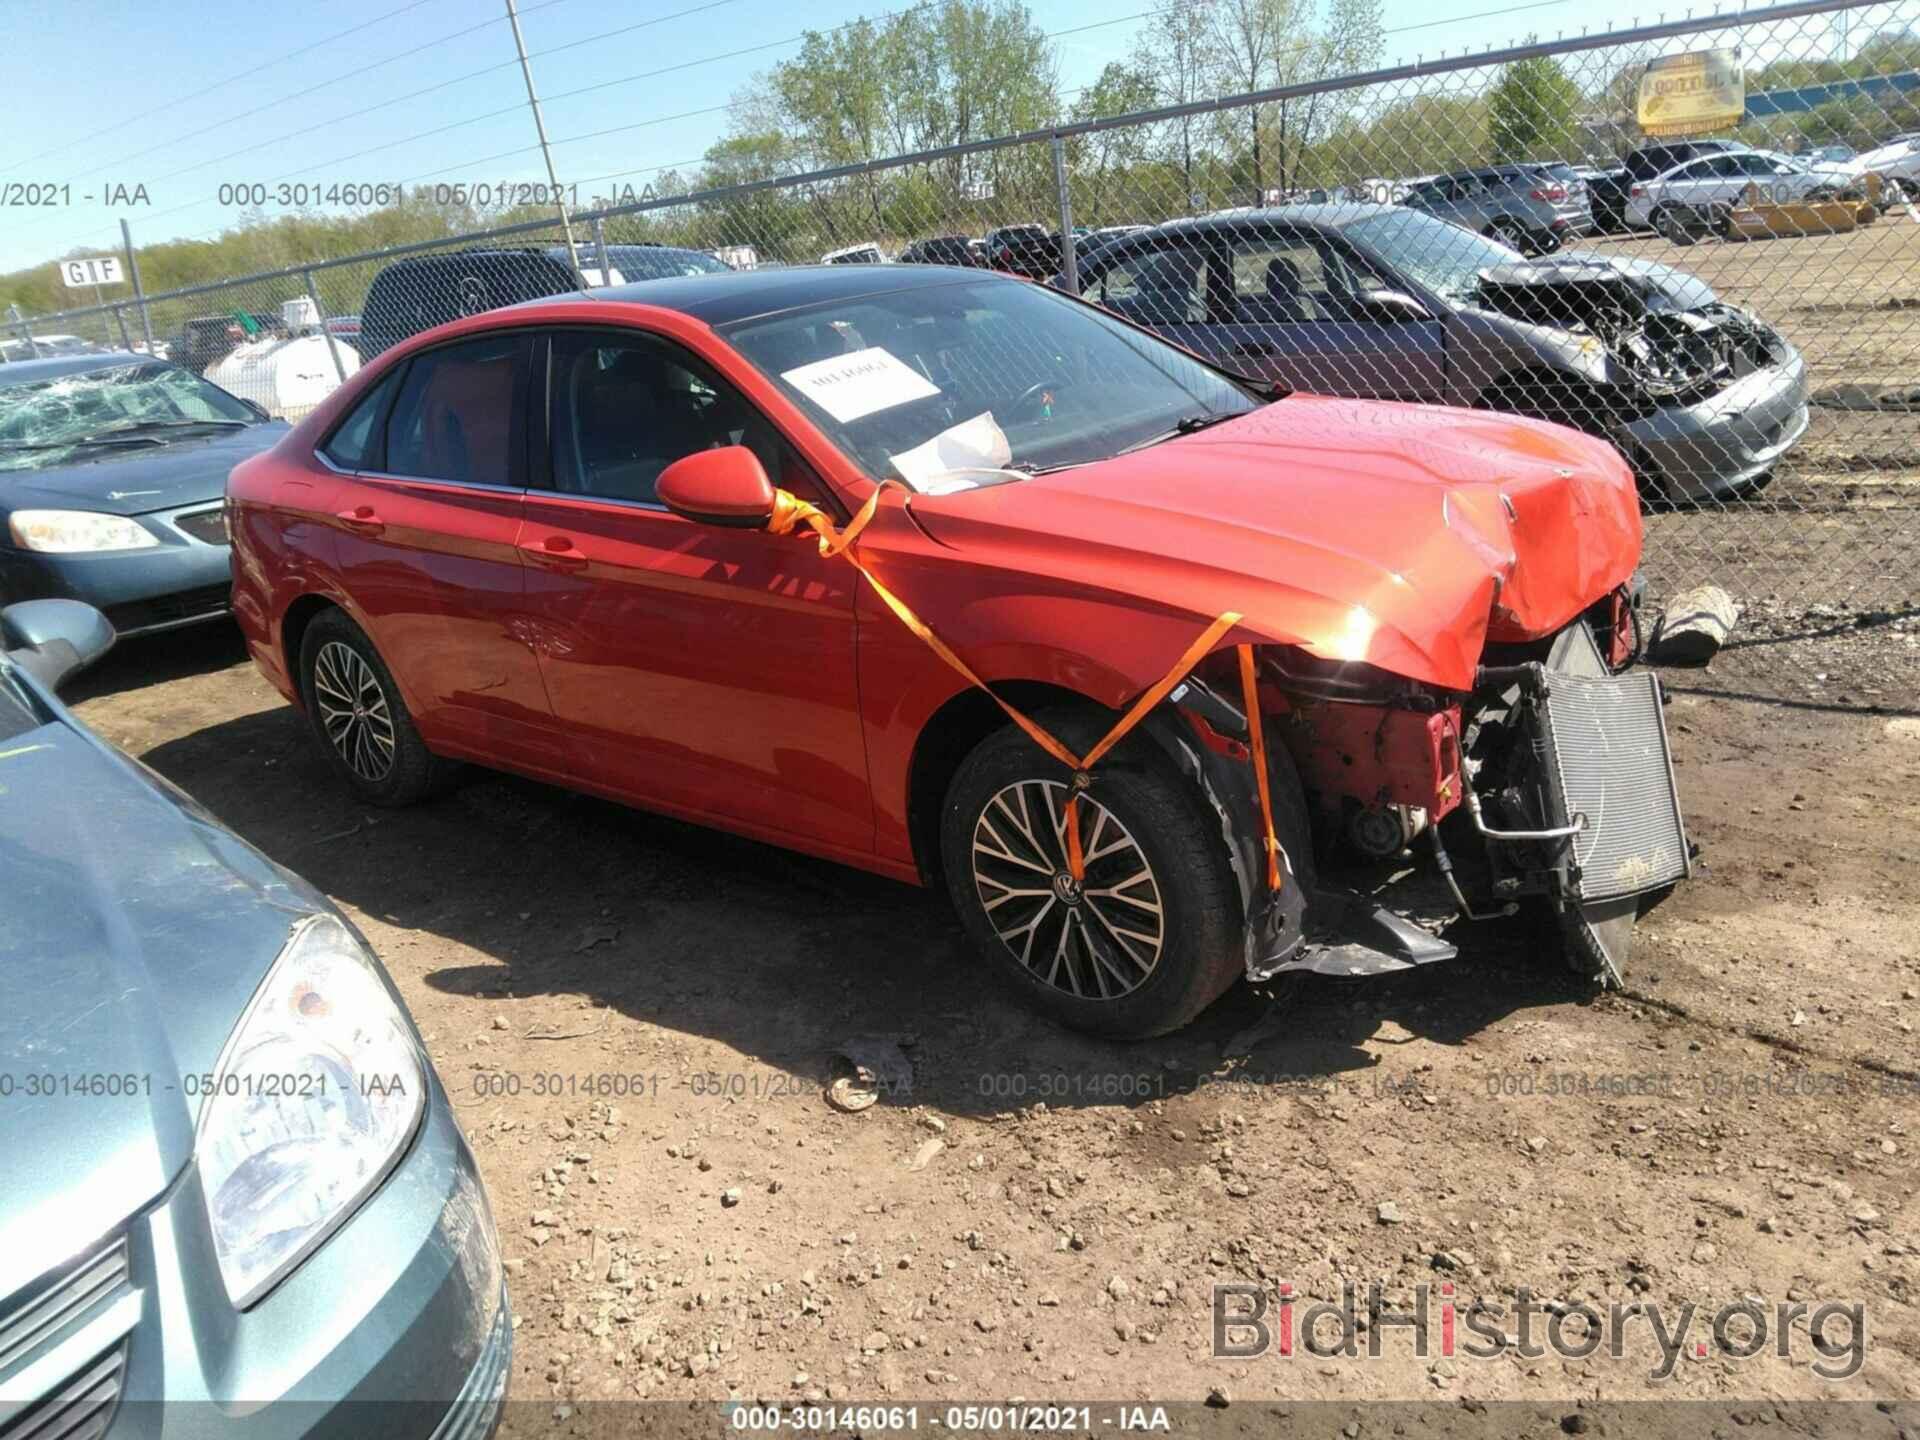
[970,780,1163,1002]
[314,641,396,783]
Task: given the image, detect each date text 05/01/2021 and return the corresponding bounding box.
[727,1404,1176,1431]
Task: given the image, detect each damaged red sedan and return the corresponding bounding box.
[228,265,1689,1037]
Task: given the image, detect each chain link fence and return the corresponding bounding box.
[7,0,1916,701]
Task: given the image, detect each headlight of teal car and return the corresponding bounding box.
[196,913,425,1307]
[8,510,161,553]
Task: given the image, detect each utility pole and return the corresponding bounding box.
[505,0,585,281]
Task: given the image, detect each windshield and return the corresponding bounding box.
[722,279,1257,489]
[1341,210,1522,302]
[0,362,256,472]
[607,246,730,280]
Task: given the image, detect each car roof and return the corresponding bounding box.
[0,351,153,385]
[513,263,1022,327]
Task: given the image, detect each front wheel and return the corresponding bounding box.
[1652,203,1699,246]
[940,714,1250,1038]
[298,608,447,806]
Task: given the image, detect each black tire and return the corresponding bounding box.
[940,709,1263,1038]
[297,607,446,806]
[1485,217,1533,254]
[1652,204,1698,246]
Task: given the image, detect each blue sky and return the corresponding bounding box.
[0,0,1743,272]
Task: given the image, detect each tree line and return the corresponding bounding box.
[4,3,1916,323]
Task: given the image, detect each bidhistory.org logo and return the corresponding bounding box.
[1211,1282,1866,1382]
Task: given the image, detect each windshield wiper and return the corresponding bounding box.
[99,419,249,435]
[1115,411,1244,457]
[0,419,248,452]
[1227,371,1290,401]
[0,435,159,451]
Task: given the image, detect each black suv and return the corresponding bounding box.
[984,224,1064,280]
[166,312,280,375]
[899,235,986,268]
[1588,141,1739,232]
[355,248,581,358]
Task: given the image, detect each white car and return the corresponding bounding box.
[821,242,888,264]
[1625,147,1857,233]
[1841,135,1920,194]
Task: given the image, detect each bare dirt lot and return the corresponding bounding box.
[65,615,1920,1417]
[41,220,1918,1432]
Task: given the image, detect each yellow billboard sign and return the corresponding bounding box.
[1638,49,1745,136]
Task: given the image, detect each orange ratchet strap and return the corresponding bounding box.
[768,480,1283,893]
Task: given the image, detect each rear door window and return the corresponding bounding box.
[383,335,522,486]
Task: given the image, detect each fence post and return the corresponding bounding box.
[120,219,156,358]
[7,305,41,360]
[592,217,612,286]
[1051,133,1077,296]
[303,270,348,384]
[110,303,134,353]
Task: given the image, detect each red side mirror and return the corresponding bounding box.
[656,446,776,529]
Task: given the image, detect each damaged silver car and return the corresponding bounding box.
[1070,205,1808,502]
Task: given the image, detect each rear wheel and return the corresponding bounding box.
[940,713,1250,1038]
[298,608,446,806]
[1485,217,1535,254]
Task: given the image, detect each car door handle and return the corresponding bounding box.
[335,505,384,535]
[519,535,589,571]
[1230,342,1279,357]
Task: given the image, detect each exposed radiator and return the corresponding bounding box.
[1538,667,1691,902]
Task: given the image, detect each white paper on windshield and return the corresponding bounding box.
[780,346,940,423]
[889,411,1013,490]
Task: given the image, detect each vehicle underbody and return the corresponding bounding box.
[1158,583,1691,989]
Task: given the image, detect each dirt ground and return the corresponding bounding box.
[63,608,1919,1417]
[41,219,1918,1430]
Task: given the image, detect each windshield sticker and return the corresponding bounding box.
[780,347,940,423]
[889,411,1013,490]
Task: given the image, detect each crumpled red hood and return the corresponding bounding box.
[905,395,1643,693]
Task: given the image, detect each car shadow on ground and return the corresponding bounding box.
[64,620,251,704]
[135,699,1595,1122]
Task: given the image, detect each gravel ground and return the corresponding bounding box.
[41,223,1919,1431]
[61,615,1920,1420]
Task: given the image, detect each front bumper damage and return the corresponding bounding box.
[1156,608,1690,987]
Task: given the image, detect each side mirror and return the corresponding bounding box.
[1352,288,1433,323]
[656,446,776,529]
[1,599,116,692]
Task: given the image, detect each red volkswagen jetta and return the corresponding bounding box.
[228,265,1689,1037]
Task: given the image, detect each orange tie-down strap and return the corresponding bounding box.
[768,480,1283,892]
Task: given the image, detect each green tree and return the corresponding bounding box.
[1486,54,1582,162]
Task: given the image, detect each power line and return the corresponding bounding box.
[15,0,581,192]
[0,0,463,169]
[9,0,769,251]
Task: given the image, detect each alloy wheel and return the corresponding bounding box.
[970,779,1165,1000]
[312,640,397,783]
